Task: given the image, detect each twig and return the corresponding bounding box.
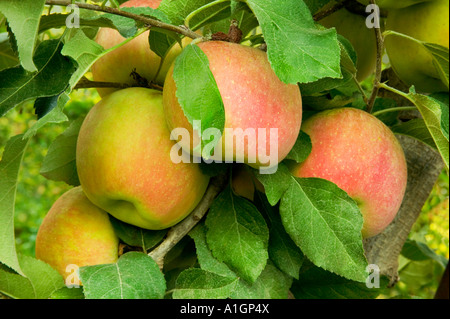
[366,0,384,114]
[313,0,348,21]
[73,77,163,91]
[148,175,228,269]
[44,0,202,40]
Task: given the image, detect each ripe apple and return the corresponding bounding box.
[289,108,407,238]
[163,41,303,171]
[91,0,189,97]
[357,0,433,10]
[319,5,377,81]
[35,187,119,283]
[76,88,210,230]
[385,0,449,93]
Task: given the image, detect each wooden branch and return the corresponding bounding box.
[363,135,445,286]
[148,174,228,269]
[44,0,202,40]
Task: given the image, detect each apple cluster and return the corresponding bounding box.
[35,0,420,284]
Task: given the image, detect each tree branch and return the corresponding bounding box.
[366,0,384,113]
[44,0,202,40]
[148,174,228,269]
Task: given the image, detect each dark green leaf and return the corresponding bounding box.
[285,131,312,164]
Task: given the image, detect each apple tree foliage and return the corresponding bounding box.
[0,0,448,299]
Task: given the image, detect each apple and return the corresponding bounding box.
[385,0,449,93]
[35,187,119,283]
[319,5,377,82]
[289,108,408,238]
[76,88,210,230]
[357,0,433,10]
[231,165,256,201]
[163,41,303,171]
[91,0,189,97]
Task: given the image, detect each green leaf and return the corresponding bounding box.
[253,162,292,206]
[205,185,269,283]
[172,268,239,299]
[40,117,83,186]
[79,252,166,299]
[50,286,85,299]
[291,265,386,299]
[0,39,76,117]
[245,0,341,84]
[109,216,167,253]
[61,29,105,90]
[254,191,304,279]
[391,118,437,150]
[423,42,449,90]
[173,43,225,157]
[284,131,312,164]
[189,223,236,278]
[279,177,368,283]
[401,239,448,269]
[0,0,46,72]
[0,135,29,276]
[0,32,19,71]
[0,254,64,299]
[231,262,293,299]
[395,87,449,170]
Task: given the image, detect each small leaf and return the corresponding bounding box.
[245,0,341,84]
[285,131,312,164]
[0,135,29,276]
[391,118,436,150]
[423,42,449,90]
[0,0,46,72]
[0,32,19,71]
[205,186,269,283]
[253,162,292,206]
[279,177,368,283]
[79,252,166,299]
[109,217,167,252]
[172,268,239,299]
[0,254,64,299]
[40,117,83,186]
[401,239,448,268]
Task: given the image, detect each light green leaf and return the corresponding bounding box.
[205,185,269,283]
[40,117,83,186]
[392,118,437,150]
[172,268,239,299]
[0,135,29,276]
[0,254,64,299]
[0,0,46,72]
[173,43,225,157]
[424,42,449,90]
[79,252,166,299]
[285,131,312,164]
[279,177,368,283]
[0,32,19,71]
[245,0,341,84]
[253,162,292,206]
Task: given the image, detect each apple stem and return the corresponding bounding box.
[148,174,228,270]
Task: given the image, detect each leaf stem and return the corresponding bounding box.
[44,0,202,40]
[372,106,418,117]
[184,0,230,28]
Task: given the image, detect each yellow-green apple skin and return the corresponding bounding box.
[163,41,303,170]
[76,88,210,230]
[385,0,449,93]
[91,0,189,97]
[289,108,407,238]
[35,187,119,282]
[357,0,433,10]
[320,6,377,81]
